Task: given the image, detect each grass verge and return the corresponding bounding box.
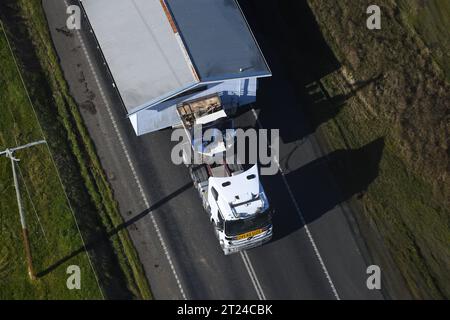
[300,0,449,299]
[0,0,151,299]
[0,20,103,300]
[397,0,450,83]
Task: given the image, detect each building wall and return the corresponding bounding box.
[131,77,258,136]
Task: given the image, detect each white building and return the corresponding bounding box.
[80,0,271,135]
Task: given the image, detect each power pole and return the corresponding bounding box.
[0,140,46,280]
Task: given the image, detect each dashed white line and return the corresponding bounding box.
[67,0,187,299]
[251,108,341,300]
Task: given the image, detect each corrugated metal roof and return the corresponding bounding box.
[166,0,271,81]
[80,0,198,113]
[81,0,270,115]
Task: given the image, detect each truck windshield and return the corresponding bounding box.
[225,210,271,237]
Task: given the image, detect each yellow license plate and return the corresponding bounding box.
[236,229,263,240]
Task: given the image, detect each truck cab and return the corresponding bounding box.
[207,164,273,254]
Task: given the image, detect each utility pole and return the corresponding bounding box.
[0,140,46,280]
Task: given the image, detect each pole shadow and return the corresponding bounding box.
[36,182,192,278]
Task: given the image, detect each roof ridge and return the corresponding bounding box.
[159,0,200,82]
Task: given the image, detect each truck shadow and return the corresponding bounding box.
[267,137,385,242]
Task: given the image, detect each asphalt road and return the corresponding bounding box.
[43,0,384,300]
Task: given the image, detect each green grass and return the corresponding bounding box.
[303,0,450,299]
[318,84,449,298]
[0,22,102,300]
[0,0,152,299]
[398,0,450,82]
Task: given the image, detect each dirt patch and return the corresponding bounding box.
[80,100,97,115]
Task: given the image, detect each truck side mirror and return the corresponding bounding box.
[216,219,224,231]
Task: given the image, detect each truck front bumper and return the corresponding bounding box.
[222,228,273,255]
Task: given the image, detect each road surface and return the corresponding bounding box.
[42,0,384,300]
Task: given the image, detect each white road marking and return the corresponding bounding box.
[240,251,266,300]
[70,0,336,301]
[67,0,187,299]
[0,18,104,299]
[251,108,341,300]
[73,0,269,300]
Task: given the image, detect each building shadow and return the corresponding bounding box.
[269,137,385,241]
[238,0,342,143]
[305,74,383,130]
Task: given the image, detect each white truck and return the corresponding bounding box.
[79,0,273,254]
[176,94,273,255]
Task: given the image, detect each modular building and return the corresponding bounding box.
[80,0,271,135]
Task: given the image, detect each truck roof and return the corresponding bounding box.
[209,165,266,220]
[80,0,271,115]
